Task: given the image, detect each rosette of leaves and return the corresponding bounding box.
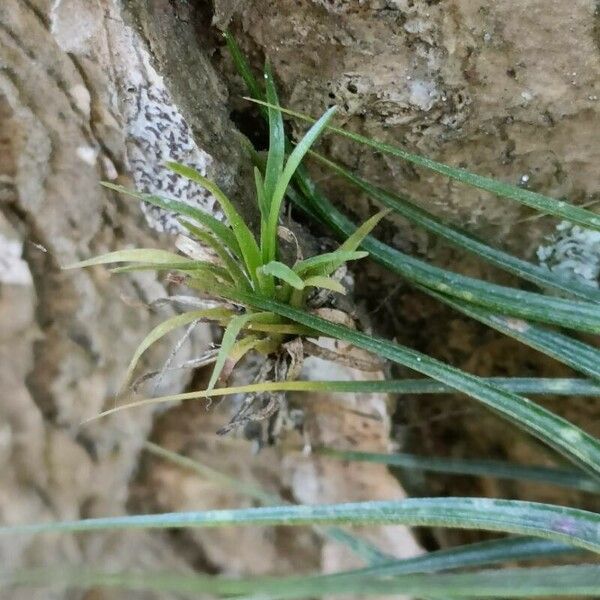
[68,72,387,436]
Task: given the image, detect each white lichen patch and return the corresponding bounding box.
[407,79,439,112]
[537,221,600,289]
[0,235,32,286]
[106,16,221,234]
[121,62,222,233]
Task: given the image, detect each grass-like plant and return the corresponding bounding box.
[69,77,389,434]
[2,32,600,599]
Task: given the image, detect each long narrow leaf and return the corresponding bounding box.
[291,183,600,334]
[207,313,256,390]
[223,289,600,480]
[263,62,285,204]
[263,107,337,262]
[254,166,269,219]
[345,536,581,578]
[6,563,600,598]
[2,498,599,553]
[313,152,600,303]
[249,99,600,232]
[101,182,241,257]
[123,308,232,388]
[225,35,600,386]
[144,442,390,565]
[166,162,263,290]
[223,30,265,104]
[339,209,391,253]
[110,261,234,284]
[65,248,190,270]
[85,377,600,424]
[425,289,600,383]
[319,448,600,493]
[290,183,600,382]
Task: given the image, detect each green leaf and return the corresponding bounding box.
[293,250,368,277]
[143,442,390,565]
[426,289,600,383]
[254,166,269,218]
[261,261,305,289]
[122,308,232,388]
[351,536,580,578]
[339,209,391,252]
[289,181,600,382]
[291,183,600,333]
[223,31,265,104]
[206,312,280,391]
[241,322,314,335]
[180,220,251,291]
[165,163,263,290]
[110,261,233,284]
[263,62,285,204]
[100,182,240,257]
[226,39,600,382]
[7,563,600,598]
[319,448,600,493]
[248,99,600,232]
[303,275,346,294]
[313,152,600,303]
[83,377,600,424]
[263,107,338,262]
[109,261,195,274]
[224,289,600,481]
[2,498,599,553]
[64,248,190,270]
[207,313,255,391]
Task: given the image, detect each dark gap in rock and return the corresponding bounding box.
[230,107,269,150]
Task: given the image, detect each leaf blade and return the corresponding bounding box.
[263,62,285,204]
[83,377,600,424]
[249,99,600,231]
[319,448,600,493]
[207,313,255,391]
[122,308,233,389]
[261,261,305,290]
[263,107,337,262]
[101,182,241,257]
[291,184,600,333]
[224,288,600,481]
[65,248,190,270]
[2,498,599,553]
[313,151,600,303]
[165,163,263,290]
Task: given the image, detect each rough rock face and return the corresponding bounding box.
[0,1,218,597]
[1,0,598,597]
[230,0,600,259]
